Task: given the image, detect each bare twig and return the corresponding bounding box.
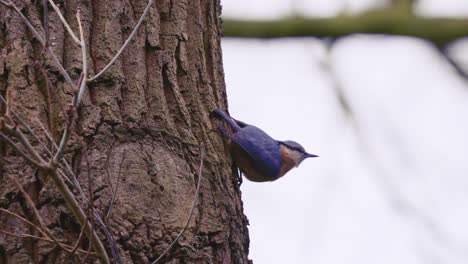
[34,118,72,171]
[48,169,110,263]
[0,117,49,168]
[151,144,206,264]
[35,117,57,151]
[0,0,10,7]
[0,131,44,168]
[75,9,87,106]
[50,81,78,165]
[38,69,108,263]
[93,213,122,263]
[39,65,56,141]
[43,0,49,46]
[37,107,109,262]
[0,95,51,158]
[0,94,11,121]
[84,149,95,242]
[36,65,68,124]
[0,2,110,263]
[88,0,154,82]
[59,168,85,200]
[35,118,84,196]
[0,208,92,255]
[30,116,86,200]
[0,100,83,191]
[12,177,69,253]
[83,149,95,263]
[13,125,47,165]
[48,0,80,45]
[35,118,79,182]
[0,229,91,255]
[0,229,51,244]
[6,0,76,88]
[106,150,126,220]
[50,86,76,164]
[0,97,74,195]
[82,234,93,264]
[68,214,88,257]
[0,208,47,238]
[52,9,87,164]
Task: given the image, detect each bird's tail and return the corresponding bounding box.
[210,108,242,132]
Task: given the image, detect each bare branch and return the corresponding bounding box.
[1,124,114,262]
[93,212,123,263]
[0,131,44,168]
[68,214,88,257]
[0,229,51,243]
[12,125,47,165]
[83,148,95,263]
[35,118,71,171]
[75,8,88,106]
[32,116,84,198]
[35,117,56,150]
[151,144,206,264]
[0,229,91,255]
[52,9,87,165]
[12,177,69,253]
[48,169,111,263]
[0,208,47,238]
[33,117,66,168]
[5,0,76,88]
[38,65,55,141]
[64,152,91,259]
[34,117,84,195]
[82,234,93,264]
[48,0,80,45]
[0,0,10,7]
[0,4,109,262]
[0,95,56,167]
[88,0,154,82]
[439,47,468,80]
[0,208,90,255]
[58,168,85,199]
[84,150,95,225]
[43,0,49,46]
[0,95,51,157]
[36,64,68,124]
[51,100,73,164]
[106,150,126,220]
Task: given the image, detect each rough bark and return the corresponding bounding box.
[0,0,250,263]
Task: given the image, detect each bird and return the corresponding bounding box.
[211,108,318,182]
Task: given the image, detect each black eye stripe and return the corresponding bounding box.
[279,142,305,153]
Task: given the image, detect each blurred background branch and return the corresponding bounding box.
[223,1,468,46]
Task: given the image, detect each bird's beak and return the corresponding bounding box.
[305,153,319,158]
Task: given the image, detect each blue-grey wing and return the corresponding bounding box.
[232,118,249,128]
[231,126,281,178]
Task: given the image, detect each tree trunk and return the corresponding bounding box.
[0,0,250,263]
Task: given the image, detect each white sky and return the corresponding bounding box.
[221,1,468,263]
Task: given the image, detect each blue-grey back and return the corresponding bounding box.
[232,125,281,178]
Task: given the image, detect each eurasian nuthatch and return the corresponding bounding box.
[211,109,318,182]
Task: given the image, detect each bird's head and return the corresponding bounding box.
[279,140,318,167]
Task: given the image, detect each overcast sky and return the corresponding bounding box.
[221,1,468,263]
